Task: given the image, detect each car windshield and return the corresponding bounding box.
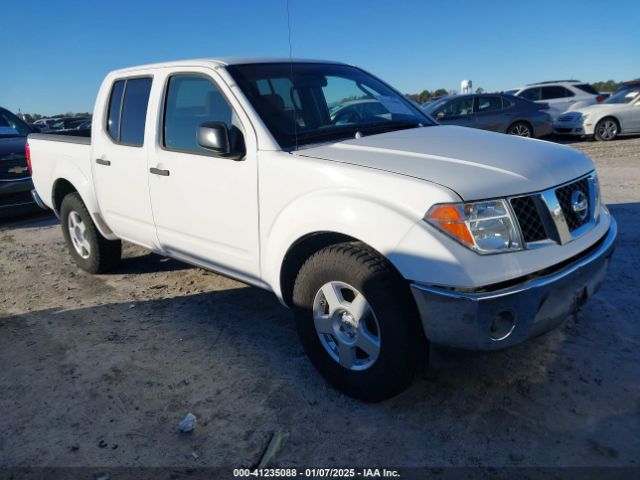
[503,89,518,96]
[604,87,640,104]
[0,109,32,138]
[226,63,432,148]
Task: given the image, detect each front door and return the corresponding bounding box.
[147,70,261,283]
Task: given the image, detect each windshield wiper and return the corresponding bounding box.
[357,121,422,136]
[294,127,360,146]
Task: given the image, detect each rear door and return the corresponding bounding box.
[92,76,159,248]
[540,86,576,117]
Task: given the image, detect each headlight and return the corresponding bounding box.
[592,173,601,220]
[425,199,523,254]
[581,113,590,122]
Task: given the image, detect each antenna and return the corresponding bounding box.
[286,0,298,151]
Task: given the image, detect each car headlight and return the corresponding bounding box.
[592,173,601,220]
[581,113,590,122]
[425,199,523,254]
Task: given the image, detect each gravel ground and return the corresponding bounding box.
[1,137,639,473]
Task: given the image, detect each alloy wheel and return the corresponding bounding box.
[312,281,381,371]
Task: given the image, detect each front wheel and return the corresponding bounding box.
[594,118,618,141]
[292,242,427,401]
[507,121,533,137]
[60,192,121,273]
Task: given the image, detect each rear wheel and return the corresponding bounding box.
[507,121,533,137]
[292,242,427,401]
[60,193,121,273]
[594,117,618,141]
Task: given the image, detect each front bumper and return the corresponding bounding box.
[410,217,617,350]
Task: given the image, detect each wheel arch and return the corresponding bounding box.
[507,119,534,136]
[51,177,117,240]
[280,231,359,308]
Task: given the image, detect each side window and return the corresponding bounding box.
[519,88,541,101]
[107,80,125,140]
[163,75,240,155]
[120,78,152,145]
[106,77,152,146]
[541,86,574,100]
[439,97,474,117]
[476,96,502,113]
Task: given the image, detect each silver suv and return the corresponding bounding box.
[505,80,603,120]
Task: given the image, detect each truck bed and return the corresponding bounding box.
[28,132,93,211]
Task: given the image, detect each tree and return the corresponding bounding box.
[475,87,485,94]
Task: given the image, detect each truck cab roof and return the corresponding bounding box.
[109,57,345,75]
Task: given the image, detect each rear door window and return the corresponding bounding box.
[541,86,574,99]
[519,87,541,101]
[106,77,152,146]
[575,84,599,95]
[476,96,503,113]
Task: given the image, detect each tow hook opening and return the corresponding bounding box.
[490,310,516,341]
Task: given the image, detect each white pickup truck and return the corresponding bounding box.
[28,58,616,401]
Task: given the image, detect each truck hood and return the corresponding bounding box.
[294,125,594,200]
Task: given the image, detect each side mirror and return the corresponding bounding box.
[198,121,231,154]
[197,121,245,160]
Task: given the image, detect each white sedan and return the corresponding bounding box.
[553,86,640,141]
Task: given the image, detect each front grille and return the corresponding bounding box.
[0,156,30,180]
[555,127,573,133]
[556,178,590,231]
[510,195,548,243]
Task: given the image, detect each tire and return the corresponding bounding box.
[594,117,619,141]
[60,192,121,273]
[507,121,533,137]
[292,242,427,401]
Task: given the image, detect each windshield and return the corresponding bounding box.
[604,87,640,104]
[226,63,432,148]
[0,109,32,138]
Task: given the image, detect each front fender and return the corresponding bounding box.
[262,189,461,301]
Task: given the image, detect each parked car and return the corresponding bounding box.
[611,79,640,98]
[553,85,640,140]
[74,119,92,130]
[0,106,41,216]
[422,93,552,138]
[32,118,60,132]
[28,58,616,401]
[52,117,90,131]
[504,81,604,120]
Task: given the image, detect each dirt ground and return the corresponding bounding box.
[1,136,639,472]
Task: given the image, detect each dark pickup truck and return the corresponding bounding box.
[0,106,44,217]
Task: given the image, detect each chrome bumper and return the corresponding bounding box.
[410,217,617,350]
[30,189,48,210]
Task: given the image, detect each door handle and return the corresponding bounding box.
[149,167,170,176]
[96,158,111,166]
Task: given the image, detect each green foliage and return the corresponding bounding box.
[405,88,451,103]
[591,80,624,93]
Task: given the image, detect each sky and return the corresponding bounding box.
[2,0,638,116]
